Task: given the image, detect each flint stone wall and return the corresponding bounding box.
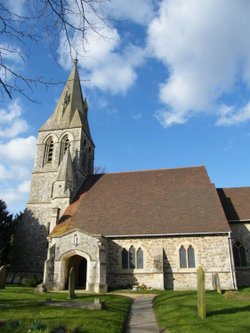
[107,235,234,290]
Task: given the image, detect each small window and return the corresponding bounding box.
[179,246,187,268]
[44,137,54,165]
[122,248,128,269]
[129,246,135,269]
[137,248,144,269]
[233,241,247,267]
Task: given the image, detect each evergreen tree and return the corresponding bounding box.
[0,200,17,265]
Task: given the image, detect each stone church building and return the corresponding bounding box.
[12,61,250,292]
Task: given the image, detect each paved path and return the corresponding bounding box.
[125,295,160,333]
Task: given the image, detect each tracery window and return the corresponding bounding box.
[179,245,187,268]
[121,246,144,270]
[44,136,54,165]
[59,135,69,164]
[129,246,135,269]
[187,245,195,268]
[233,241,247,267]
[137,248,144,269]
[122,248,128,269]
[179,245,195,268]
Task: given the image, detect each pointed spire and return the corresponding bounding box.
[40,60,94,145]
[56,147,76,183]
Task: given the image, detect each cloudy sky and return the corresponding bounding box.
[1,0,250,213]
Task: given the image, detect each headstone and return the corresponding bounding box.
[0,266,8,289]
[197,266,206,319]
[68,266,76,299]
[34,283,47,293]
[212,273,222,294]
[94,298,103,310]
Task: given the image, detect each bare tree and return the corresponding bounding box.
[94,165,106,174]
[0,0,108,101]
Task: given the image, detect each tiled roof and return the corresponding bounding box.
[50,166,230,237]
[217,187,250,221]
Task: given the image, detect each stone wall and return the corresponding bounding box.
[230,222,250,287]
[107,234,234,290]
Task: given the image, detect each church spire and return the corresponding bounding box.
[40,60,94,145]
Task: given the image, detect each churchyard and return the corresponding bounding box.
[0,286,250,332]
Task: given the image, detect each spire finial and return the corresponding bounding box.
[73,58,78,65]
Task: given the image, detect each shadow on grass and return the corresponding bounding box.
[208,305,250,317]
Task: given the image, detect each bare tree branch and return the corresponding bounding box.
[0,0,109,101]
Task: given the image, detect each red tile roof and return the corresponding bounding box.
[217,187,250,221]
[50,166,230,237]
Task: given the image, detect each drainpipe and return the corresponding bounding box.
[227,232,237,290]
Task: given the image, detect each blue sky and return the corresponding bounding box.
[1,0,250,214]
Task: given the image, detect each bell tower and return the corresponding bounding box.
[12,60,95,275]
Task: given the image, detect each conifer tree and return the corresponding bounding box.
[0,200,16,265]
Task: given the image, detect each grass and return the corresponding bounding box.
[154,288,250,333]
[0,286,132,333]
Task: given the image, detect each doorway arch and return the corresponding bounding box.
[65,255,87,289]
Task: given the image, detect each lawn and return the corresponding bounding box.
[0,286,132,333]
[154,289,250,333]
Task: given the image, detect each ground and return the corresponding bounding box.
[1,286,250,332]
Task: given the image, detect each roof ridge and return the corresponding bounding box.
[102,165,206,176]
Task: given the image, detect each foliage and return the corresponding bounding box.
[25,276,43,288]
[154,289,250,333]
[0,200,20,265]
[0,286,132,333]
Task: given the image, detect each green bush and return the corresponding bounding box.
[25,276,43,287]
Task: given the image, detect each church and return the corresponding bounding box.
[12,61,250,292]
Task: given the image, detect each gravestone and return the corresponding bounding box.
[68,266,76,299]
[197,266,206,319]
[0,266,8,289]
[212,273,222,294]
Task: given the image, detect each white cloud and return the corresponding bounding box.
[6,0,26,16]
[132,113,143,120]
[0,136,36,162]
[0,100,29,138]
[217,102,250,126]
[147,0,250,126]
[103,0,155,25]
[58,2,146,94]
[0,164,30,180]
[0,100,22,122]
[17,180,31,193]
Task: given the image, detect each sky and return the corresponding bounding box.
[1,0,250,214]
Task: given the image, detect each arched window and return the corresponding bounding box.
[187,245,195,268]
[129,246,135,269]
[233,241,247,267]
[59,135,69,164]
[44,137,54,165]
[137,247,143,269]
[179,245,187,268]
[122,248,128,269]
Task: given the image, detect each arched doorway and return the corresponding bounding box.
[65,255,87,289]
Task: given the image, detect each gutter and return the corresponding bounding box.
[105,231,229,238]
[227,231,237,290]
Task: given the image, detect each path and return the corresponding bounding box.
[125,294,160,333]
